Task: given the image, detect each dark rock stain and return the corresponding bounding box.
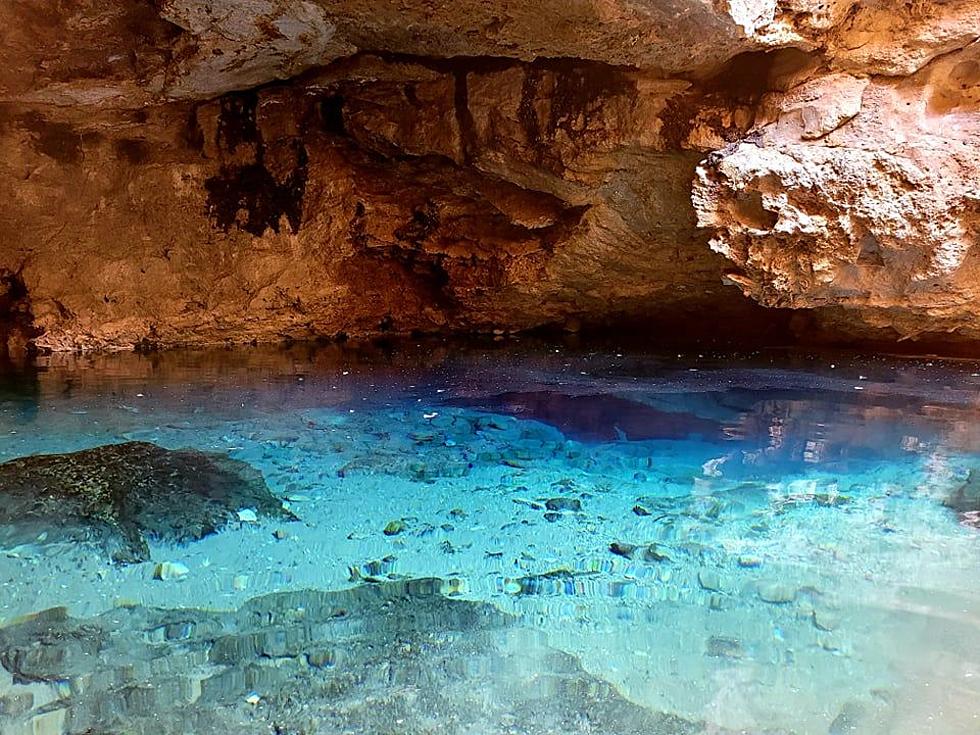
[114,138,151,165]
[205,91,308,236]
[518,66,544,151]
[319,94,347,136]
[182,107,206,151]
[205,140,308,236]
[0,270,38,358]
[19,113,83,164]
[394,202,440,244]
[216,91,259,152]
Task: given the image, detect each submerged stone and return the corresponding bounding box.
[152,562,190,581]
[451,391,723,443]
[0,441,295,563]
[383,519,407,536]
[544,497,582,512]
[758,583,797,604]
[609,542,671,563]
[609,542,639,559]
[705,636,744,659]
[0,577,719,735]
[945,469,980,527]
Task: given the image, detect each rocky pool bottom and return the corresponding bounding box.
[0,341,978,735]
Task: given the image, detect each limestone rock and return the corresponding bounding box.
[0,442,295,562]
[694,26,980,344]
[0,1,979,351]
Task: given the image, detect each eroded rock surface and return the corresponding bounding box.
[0,442,294,561]
[1,1,979,350]
[694,29,980,344]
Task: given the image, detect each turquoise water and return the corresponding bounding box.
[0,342,978,734]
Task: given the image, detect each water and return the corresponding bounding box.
[0,341,978,734]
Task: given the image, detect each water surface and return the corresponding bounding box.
[0,341,978,734]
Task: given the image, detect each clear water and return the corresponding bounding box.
[1,342,978,734]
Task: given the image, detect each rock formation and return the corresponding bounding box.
[0,441,295,561]
[0,2,978,352]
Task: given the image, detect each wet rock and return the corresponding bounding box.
[0,691,33,717]
[0,442,295,563]
[697,569,723,592]
[0,577,720,735]
[456,392,722,442]
[236,508,258,523]
[153,562,190,581]
[642,545,671,563]
[813,609,841,632]
[609,542,638,559]
[609,542,670,563]
[758,583,797,604]
[704,636,744,659]
[632,504,652,516]
[544,497,582,512]
[383,519,406,536]
[505,568,597,596]
[945,469,980,527]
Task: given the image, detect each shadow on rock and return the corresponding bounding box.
[0,441,295,562]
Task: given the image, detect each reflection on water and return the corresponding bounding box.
[0,340,978,735]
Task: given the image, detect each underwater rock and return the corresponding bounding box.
[758,583,797,605]
[608,542,670,563]
[945,470,980,528]
[453,392,723,443]
[0,441,295,563]
[152,562,190,581]
[704,636,744,660]
[383,519,407,536]
[0,577,723,735]
[544,497,582,512]
[610,542,638,559]
[812,609,840,632]
[697,570,723,592]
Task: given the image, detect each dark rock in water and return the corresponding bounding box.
[946,469,980,528]
[0,578,723,735]
[0,441,295,562]
[704,635,744,659]
[383,519,407,536]
[544,497,582,512]
[610,542,639,559]
[609,542,671,563]
[452,391,723,442]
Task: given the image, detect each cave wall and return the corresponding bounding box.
[0,1,978,352]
